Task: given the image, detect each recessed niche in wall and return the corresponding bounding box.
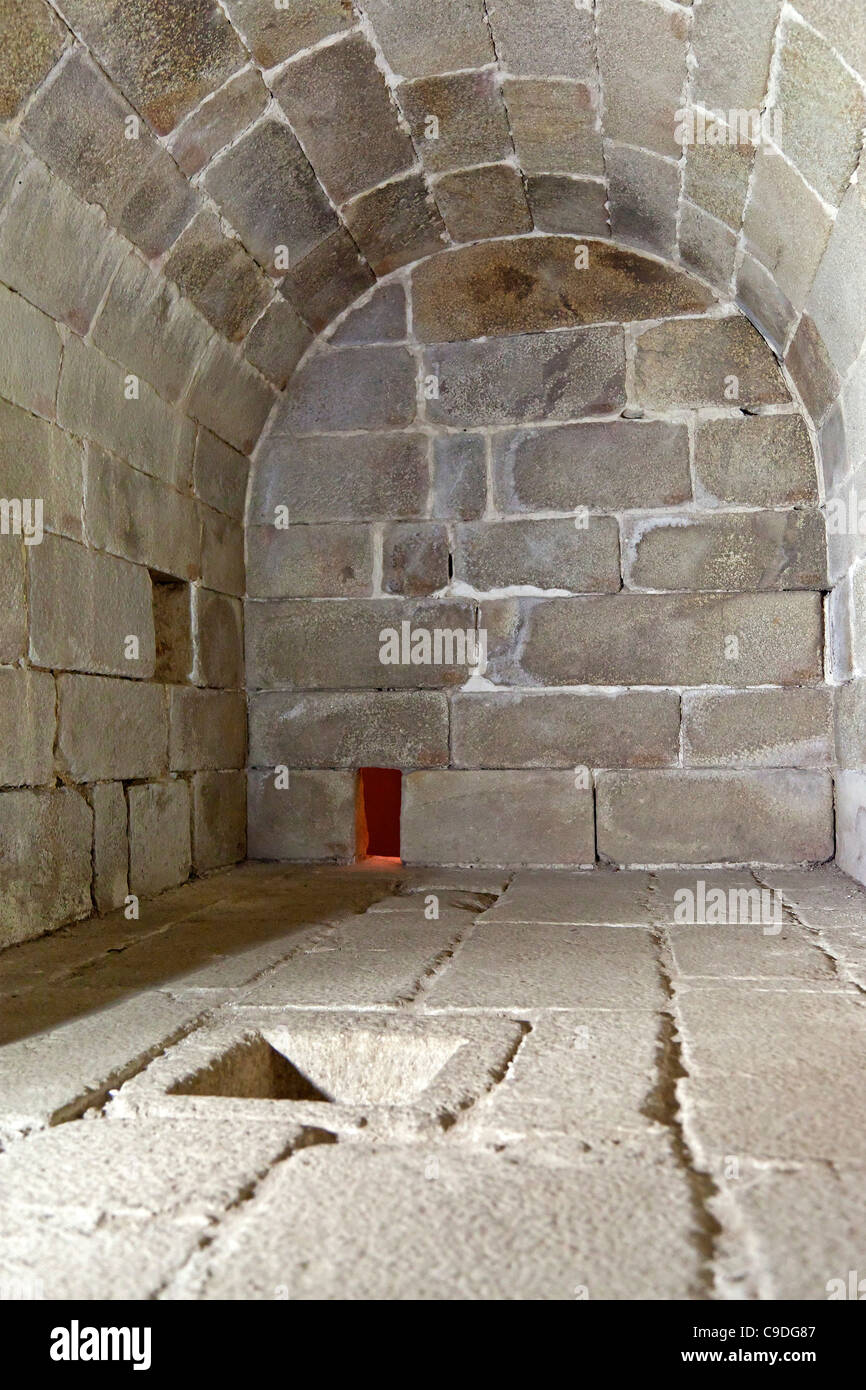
[151,572,193,683]
[357,767,402,861]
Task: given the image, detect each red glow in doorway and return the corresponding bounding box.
[357,768,402,860]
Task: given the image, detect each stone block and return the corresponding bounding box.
[278,228,374,332]
[192,770,245,872]
[243,299,311,389]
[193,429,248,522]
[835,680,866,770]
[678,202,738,290]
[185,336,273,455]
[84,446,200,581]
[0,789,92,948]
[162,210,273,342]
[29,534,155,678]
[169,688,246,771]
[342,173,447,276]
[128,781,191,897]
[488,0,596,79]
[807,183,866,379]
[360,0,493,78]
[836,771,866,884]
[382,523,449,596]
[192,588,243,689]
[597,769,834,865]
[0,0,66,119]
[247,768,356,861]
[597,0,688,157]
[246,523,374,599]
[694,415,817,506]
[774,18,865,207]
[0,668,55,787]
[199,505,245,597]
[692,0,782,110]
[168,67,268,175]
[431,434,487,520]
[433,164,532,242]
[682,688,833,768]
[274,346,418,433]
[623,510,827,592]
[424,327,626,426]
[633,316,790,409]
[250,432,428,523]
[794,0,866,79]
[526,175,609,238]
[502,78,604,174]
[738,256,800,356]
[402,770,595,867]
[90,781,128,914]
[455,517,621,593]
[0,281,61,420]
[682,137,755,231]
[57,675,167,782]
[330,284,407,345]
[746,145,832,306]
[249,691,450,769]
[481,869,654,925]
[0,396,83,541]
[451,690,680,769]
[397,71,511,175]
[606,143,679,258]
[0,540,26,663]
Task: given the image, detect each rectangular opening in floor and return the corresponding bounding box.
[168,1036,332,1102]
[356,766,402,861]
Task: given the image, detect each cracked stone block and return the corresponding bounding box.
[692,0,782,110]
[526,175,609,237]
[411,238,712,342]
[679,202,738,289]
[694,415,817,508]
[169,688,246,772]
[204,120,337,273]
[84,447,200,581]
[22,51,198,257]
[193,429,248,522]
[597,0,688,158]
[773,18,865,208]
[246,598,475,689]
[0,789,92,948]
[0,0,66,119]
[0,668,55,787]
[58,337,195,491]
[247,768,356,861]
[275,347,418,433]
[91,781,128,915]
[382,523,449,597]
[0,397,83,542]
[623,510,827,593]
[0,540,26,663]
[0,280,61,420]
[246,523,374,599]
[502,79,604,175]
[243,298,312,389]
[397,71,511,175]
[433,163,532,242]
[342,173,447,276]
[424,327,626,426]
[186,337,273,455]
[432,434,487,520]
[633,316,790,410]
[192,588,243,689]
[128,781,191,897]
[361,0,494,78]
[251,433,428,524]
[785,313,841,427]
[454,517,621,593]
[451,690,680,769]
[481,869,654,925]
[0,159,126,336]
[279,228,375,333]
[682,137,755,232]
[682,688,833,769]
[274,33,414,205]
[807,183,866,380]
[488,0,596,80]
[249,691,450,769]
[606,143,679,259]
[742,145,833,307]
[169,67,269,175]
[162,210,273,342]
[493,420,691,512]
[29,534,156,678]
[330,283,407,345]
[596,770,834,865]
[57,675,167,782]
[402,771,595,867]
[192,770,246,872]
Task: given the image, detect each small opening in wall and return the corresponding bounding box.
[357,767,402,861]
[150,572,192,683]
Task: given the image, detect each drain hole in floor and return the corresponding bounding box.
[169,1036,331,1102]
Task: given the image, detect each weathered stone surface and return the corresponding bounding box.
[274,33,413,204]
[0,281,62,421]
[481,868,654,925]
[397,71,511,175]
[251,433,428,523]
[247,523,373,599]
[57,675,167,782]
[692,0,782,110]
[774,18,865,207]
[402,771,595,867]
[169,688,246,771]
[0,790,92,948]
[84,447,199,581]
[90,781,128,914]
[243,299,311,389]
[193,429,248,522]
[274,347,417,433]
[694,415,817,506]
[162,210,273,342]
[192,770,245,872]
[279,228,374,333]
[29,535,155,678]
[503,78,603,174]
[250,691,450,768]
[682,688,833,768]
[606,143,679,259]
[128,781,191,897]
[683,137,755,231]
[411,238,712,343]
[483,592,823,687]
[22,51,197,257]
[0,0,66,119]
[204,120,337,272]
[185,337,273,455]
[222,0,352,67]
[743,145,833,307]
[835,680,866,770]
[169,66,269,175]
[0,159,126,336]
[379,523,445,597]
[738,250,805,359]
[343,174,447,276]
[434,163,532,242]
[247,768,356,860]
[361,0,493,78]
[785,312,841,426]
[330,284,407,345]
[634,316,790,409]
[0,397,83,542]
[807,183,866,380]
[452,690,680,769]
[597,0,688,157]
[597,770,834,865]
[526,175,609,237]
[0,668,55,787]
[493,420,690,512]
[623,511,827,592]
[678,202,738,290]
[192,588,243,689]
[794,0,866,78]
[455,517,621,593]
[836,771,866,883]
[488,0,596,79]
[0,541,26,663]
[246,598,476,689]
[424,328,626,426]
[432,434,487,520]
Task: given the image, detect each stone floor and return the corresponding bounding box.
[1,861,865,1301]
